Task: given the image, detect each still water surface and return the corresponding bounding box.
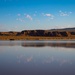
[0,41,75,75]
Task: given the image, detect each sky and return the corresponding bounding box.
[0,0,75,31]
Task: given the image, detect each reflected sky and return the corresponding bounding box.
[0,41,75,75]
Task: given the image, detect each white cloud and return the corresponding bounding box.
[16,18,25,22]
[59,11,72,16]
[45,14,52,17]
[26,15,33,20]
[42,13,45,16]
[69,12,72,14]
[17,14,21,16]
[60,12,69,16]
[50,17,54,20]
[42,13,54,19]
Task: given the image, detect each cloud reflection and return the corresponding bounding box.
[27,56,33,62]
[43,56,72,66]
[17,55,33,64]
[16,54,72,66]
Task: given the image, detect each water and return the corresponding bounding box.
[0,41,75,75]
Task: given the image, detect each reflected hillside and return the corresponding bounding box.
[0,41,75,48]
[0,41,21,46]
[22,42,75,48]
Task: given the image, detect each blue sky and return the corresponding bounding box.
[0,0,75,31]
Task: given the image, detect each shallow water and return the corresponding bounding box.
[0,41,75,75]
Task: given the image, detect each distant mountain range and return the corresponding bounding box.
[50,27,75,31]
[21,27,75,32]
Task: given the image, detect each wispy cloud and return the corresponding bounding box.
[69,12,72,14]
[17,14,21,16]
[42,13,54,19]
[59,10,72,16]
[33,14,36,16]
[43,56,72,66]
[27,56,33,62]
[45,14,52,17]
[26,15,33,20]
[16,18,25,22]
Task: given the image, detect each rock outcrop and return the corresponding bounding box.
[0,28,75,37]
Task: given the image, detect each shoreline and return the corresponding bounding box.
[0,36,75,40]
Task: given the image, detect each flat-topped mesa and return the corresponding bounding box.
[0,29,75,37]
[0,28,75,40]
[20,30,74,37]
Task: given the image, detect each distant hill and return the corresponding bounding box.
[0,27,75,37]
[51,27,75,31]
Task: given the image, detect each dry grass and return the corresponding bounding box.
[0,36,75,40]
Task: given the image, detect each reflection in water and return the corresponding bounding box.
[0,41,75,75]
[22,42,75,48]
[0,41,75,48]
